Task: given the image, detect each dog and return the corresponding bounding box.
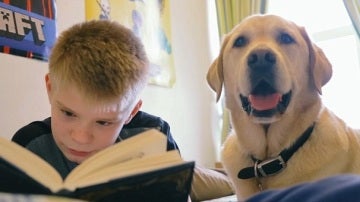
[207,14,360,200]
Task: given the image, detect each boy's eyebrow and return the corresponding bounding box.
[93,115,123,124]
[97,111,124,122]
[96,117,119,122]
[95,109,125,122]
[56,101,73,111]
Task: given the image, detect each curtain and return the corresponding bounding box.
[216,0,267,38]
[214,0,267,145]
[343,0,360,38]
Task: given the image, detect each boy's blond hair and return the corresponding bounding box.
[48,20,149,104]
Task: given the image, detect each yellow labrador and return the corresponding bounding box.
[207,14,360,200]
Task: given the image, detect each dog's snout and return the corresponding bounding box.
[247,49,276,68]
[248,49,277,92]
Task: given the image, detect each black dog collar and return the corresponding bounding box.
[238,123,315,179]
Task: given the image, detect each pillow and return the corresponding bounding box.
[190,165,234,201]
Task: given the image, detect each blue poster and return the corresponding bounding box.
[0,1,56,61]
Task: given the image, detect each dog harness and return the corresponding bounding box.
[238,123,315,180]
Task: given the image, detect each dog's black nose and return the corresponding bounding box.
[248,49,277,91]
[247,49,276,68]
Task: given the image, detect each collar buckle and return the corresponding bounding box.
[257,155,286,177]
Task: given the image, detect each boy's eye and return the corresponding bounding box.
[97,121,112,126]
[61,109,75,117]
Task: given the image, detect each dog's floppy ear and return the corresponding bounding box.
[207,34,231,101]
[300,27,332,94]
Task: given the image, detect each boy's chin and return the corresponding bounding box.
[63,149,94,164]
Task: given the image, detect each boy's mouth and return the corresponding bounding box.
[68,148,92,157]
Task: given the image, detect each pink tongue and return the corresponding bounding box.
[249,93,281,110]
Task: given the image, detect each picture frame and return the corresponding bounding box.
[85,0,175,87]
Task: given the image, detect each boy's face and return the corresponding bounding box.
[45,74,140,164]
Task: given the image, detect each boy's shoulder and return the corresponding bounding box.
[124,111,168,130]
[119,111,179,151]
[12,118,51,147]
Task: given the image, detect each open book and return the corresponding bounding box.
[0,129,195,201]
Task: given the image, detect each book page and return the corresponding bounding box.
[65,129,167,185]
[0,137,62,192]
[64,150,185,190]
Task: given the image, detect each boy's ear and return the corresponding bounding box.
[125,99,142,124]
[45,73,52,102]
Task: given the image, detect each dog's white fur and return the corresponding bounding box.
[207,14,360,200]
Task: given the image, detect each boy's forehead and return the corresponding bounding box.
[94,102,121,113]
[52,83,134,116]
[93,93,135,113]
[87,97,133,116]
[94,102,130,116]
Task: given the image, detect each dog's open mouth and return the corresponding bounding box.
[240,81,292,118]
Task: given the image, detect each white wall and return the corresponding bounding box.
[0,1,218,167]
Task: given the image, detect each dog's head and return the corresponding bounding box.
[207,14,332,124]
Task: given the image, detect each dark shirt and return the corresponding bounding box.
[26,134,77,178]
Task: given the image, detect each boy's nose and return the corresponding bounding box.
[70,128,93,144]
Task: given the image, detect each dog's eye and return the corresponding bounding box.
[279,33,294,44]
[233,36,247,47]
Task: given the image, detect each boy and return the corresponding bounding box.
[17,20,160,176]
[12,20,233,201]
